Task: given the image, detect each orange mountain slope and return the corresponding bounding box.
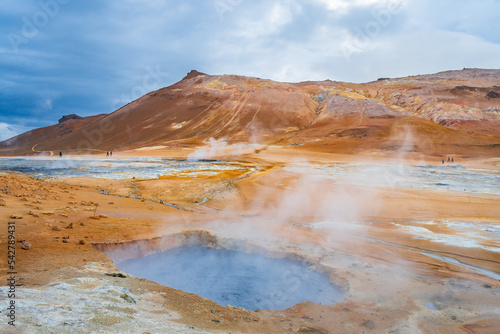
[1,68,499,156]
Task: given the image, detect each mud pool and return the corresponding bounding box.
[0,157,252,180]
[115,246,343,311]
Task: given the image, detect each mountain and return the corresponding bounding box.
[1,68,499,156]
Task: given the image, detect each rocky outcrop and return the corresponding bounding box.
[58,114,83,123]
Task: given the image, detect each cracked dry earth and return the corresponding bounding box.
[0,150,499,333]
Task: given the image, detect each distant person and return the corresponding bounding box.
[59,152,62,157]
[106,152,109,157]
[110,151,112,157]
[447,157,450,162]
[442,158,445,164]
[452,157,454,163]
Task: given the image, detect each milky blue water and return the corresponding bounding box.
[0,157,248,180]
[284,163,500,195]
[115,246,343,310]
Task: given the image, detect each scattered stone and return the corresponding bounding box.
[211,309,217,313]
[99,214,108,218]
[80,222,85,226]
[21,241,32,250]
[483,284,492,289]
[65,222,73,229]
[52,225,61,231]
[78,240,85,245]
[108,201,114,204]
[90,216,100,220]
[159,200,164,204]
[20,197,28,201]
[62,239,68,243]
[42,211,54,215]
[362,320,375,329]
[451,316,457,321]
[120,293,136,304]
[0,201,5,206]
[141,199,146,202]
[62,236,69,239]
[297,326,329,334]
[106,272,127,278]
[10,214,23,219]
[59,213,69,218]
[212,319,221,323]
[33,213,40,217]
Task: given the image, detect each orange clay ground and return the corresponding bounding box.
[0,146,499,334]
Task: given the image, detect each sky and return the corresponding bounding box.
[1,0,499,140]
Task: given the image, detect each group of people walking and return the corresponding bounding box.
[442,156,454,164]
[58,151,113,157]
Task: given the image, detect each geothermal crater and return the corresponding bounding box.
[96,231,344,311]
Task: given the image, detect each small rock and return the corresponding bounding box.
[69,201,77,204]
[297,327,329,334]
[59,213,69,218]
[33,213,39,217]
[80,222,85,226]
[212,319,221,323]
[483,284,492,289]
[106,272,127,278]
[451,316,457,321]
[10,214,23,219]
[211,309,217,313]
[42,211,54,215]
[62,239,68,243]
[99,214,108,218]
[141,199,146,202]
[120,293,136,304]
[52,225,61,231]
[78,240,85,245]
[65,222,73,229]
[21,241,32,250]
[108,201,114,204]
[0,201,5,206]
[362,320,375,329]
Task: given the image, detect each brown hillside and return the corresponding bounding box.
[0,68,499,157]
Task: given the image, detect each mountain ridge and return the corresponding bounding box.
[1,68,499,156]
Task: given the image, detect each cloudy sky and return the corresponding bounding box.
[1,0,499,140]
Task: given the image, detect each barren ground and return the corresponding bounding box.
[0,146,499,333]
